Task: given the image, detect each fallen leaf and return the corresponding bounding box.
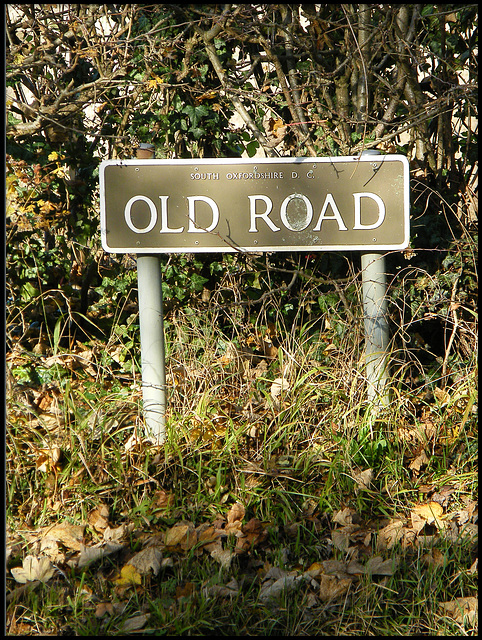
[431,485,455,507]
[210,544,234,570]
[165,523,197,550]
[421,548,446,570]
[331,525,359,552]
[43,521,85,551]
[203,579,239,599]
[364,555,398,576]
[459,521,478,542]
[321,559,351,577]
[154,489,175,511]
[11,556,55,584]
[411,501,444,533]
[77,541,125,569]
[345,559,366,575]
[353,468,373,491]
[104,523,135,543]
[238,518,268,550]
[176,581,195,600]
[319,574,352,602]
[259,572,309,604]
[439,596,478,625]
[119,614,150,632]
[333,507,356,526]
[227,501,245,524]
[305,561,324,578]
[270,377,290,400]
[434,386,450,406]
[376,519,406,550]
[88,504,109,532]
[39,536,63,561]
[95,602,116,618]
[113,563,142,587]
[36,445,62,472]
[127,546,163,576]
[409,451,429,473]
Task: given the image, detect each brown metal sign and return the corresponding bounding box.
[100,156,409,253]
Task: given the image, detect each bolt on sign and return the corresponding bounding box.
[100,156,409,253]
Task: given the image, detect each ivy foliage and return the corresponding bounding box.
[6,4,478,384]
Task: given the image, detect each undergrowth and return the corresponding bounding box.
[6,238,478,636]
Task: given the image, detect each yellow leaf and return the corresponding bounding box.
[113,564,142,586]
[412,501,444,524]
[51,166,69,178]
[48,151,59,161]
[146,75,164,89]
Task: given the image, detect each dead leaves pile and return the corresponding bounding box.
[7,490,478,631]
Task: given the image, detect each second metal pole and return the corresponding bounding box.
[360,149,390,407]
[361,251,389,406]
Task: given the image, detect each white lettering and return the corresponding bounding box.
[280,194,313,231]
[158,196,184,233]
[313,194,348,231]
[353,192,385,229]
[248,195,281,232]
[124,195,157,233]
[187,196,219,232]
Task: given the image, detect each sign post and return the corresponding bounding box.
[100,153,409,441]
[360,150,390,408]
[135,144,166,443]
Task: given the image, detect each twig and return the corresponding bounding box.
[217,270,299,309]
[442,274,461,384]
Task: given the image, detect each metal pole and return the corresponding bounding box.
[360,149,390,407]
[135,144,167,443]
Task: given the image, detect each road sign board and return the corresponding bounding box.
[100,156,409,253]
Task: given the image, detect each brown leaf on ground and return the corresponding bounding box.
[411,501,444,533]
[43,521,85,551]
[153,489,175,511]
[94,601,126,618]
[331,524,360,552]
[333,507,357,526]
[319,574,353,602]
[203,578,239,599]
[35,445,62,473]
[409,450,430,473]
[76,541,125,569]
[210,544,235,570]
[227,501,245,524]
[127,546,163,576]
[88,504,110,532]
[236,518,268,551]
[421,548,446,570]
[119,613,150,632]
[104,523,135,543]
[176,581,196,600]
[439,596,478,625]
[353,468,373,491]
[364,555,398,576]
[259,572,309,604]
[165,522,197,551]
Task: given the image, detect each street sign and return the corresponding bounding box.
[100,155,409,253]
